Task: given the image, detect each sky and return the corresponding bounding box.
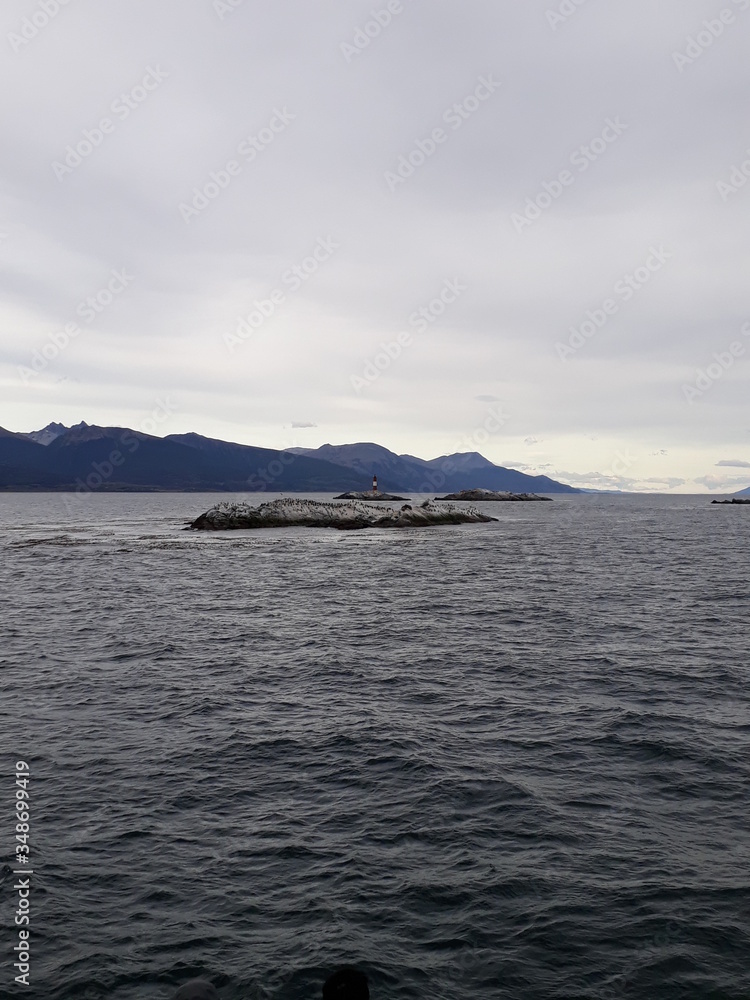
[1,0,749,492]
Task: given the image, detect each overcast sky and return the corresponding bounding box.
[2,0,749,492]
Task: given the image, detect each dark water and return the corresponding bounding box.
[1,492,748,1000]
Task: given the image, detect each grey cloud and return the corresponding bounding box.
[644,477,686,488]
[694,473,750,490]
[1,0,748,491]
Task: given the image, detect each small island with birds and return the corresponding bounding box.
[189,497,497,531]
[435,488,552,501]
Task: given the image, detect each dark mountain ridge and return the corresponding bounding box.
[0,423,580,492]
[288,442,579,493]
[22,420,86,445]
[0,425,363,492]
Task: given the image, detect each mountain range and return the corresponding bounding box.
[288,442,579,493]
[0,421,584,493]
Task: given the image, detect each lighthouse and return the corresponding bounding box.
[372,473,378,493]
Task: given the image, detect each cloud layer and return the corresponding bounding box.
[2,0,749,491]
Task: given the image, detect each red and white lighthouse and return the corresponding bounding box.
[372,474,378,493]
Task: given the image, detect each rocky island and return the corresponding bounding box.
[711,498,750,505]
[189,497,497,531]
[435,488,552,502]
[334,490,409,501]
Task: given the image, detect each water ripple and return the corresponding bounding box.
[0,492,748,999]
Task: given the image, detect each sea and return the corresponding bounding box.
[1,491,748,1000]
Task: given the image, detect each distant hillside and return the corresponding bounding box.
[0,427,66,488]
[287,443,430,489]
[21,420,76,446]
[0,424,363,492]
[162,432,364,491]
[735,485,750,496]
[288,442,579,493]
[1,424,580,493]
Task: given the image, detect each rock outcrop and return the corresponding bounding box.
[435,488,552,502]
[711,498,750,504]
[189,497,497,530]
[333,490,409,501]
